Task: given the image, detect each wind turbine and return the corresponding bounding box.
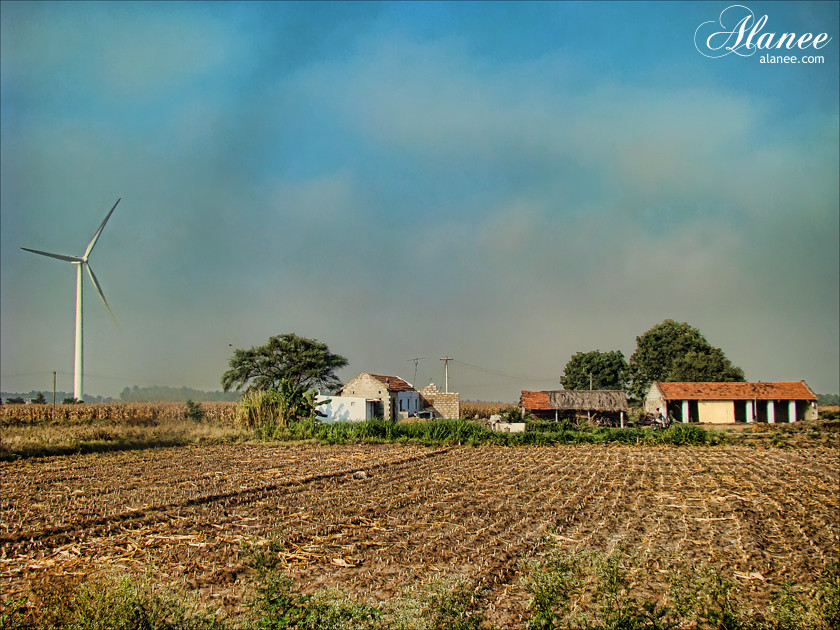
[22,199,121,401]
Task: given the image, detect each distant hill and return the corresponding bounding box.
[119,385,240,402]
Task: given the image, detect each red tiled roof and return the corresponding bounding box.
[520,390,551,410]
[654,381,816,401]
[368,374,414,392]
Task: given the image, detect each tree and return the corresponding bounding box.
[561,350,628,390]
[222,333,348,393]
[628,319,744,400]
[817,393,840,406]
[669,349,745,383]
[33,392,47,404]
[184,399,206,422]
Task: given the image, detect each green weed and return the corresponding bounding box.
[5,571,223,630]
[523,538,839,630]
[185,399,206,422]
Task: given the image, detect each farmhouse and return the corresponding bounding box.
[645,381,818,424]
[521,389,630,426]
[337,373,420,421]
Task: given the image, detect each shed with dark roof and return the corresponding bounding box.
[521,389,630,425]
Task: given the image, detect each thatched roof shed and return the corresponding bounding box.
[521,390,630,413]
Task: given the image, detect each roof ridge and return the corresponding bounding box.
[654,381,816,401]
[366,372,415,391]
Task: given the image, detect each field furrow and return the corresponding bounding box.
[1,444,837,629]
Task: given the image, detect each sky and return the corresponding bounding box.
[1,1,838,402]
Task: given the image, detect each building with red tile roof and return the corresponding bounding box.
[645,381,817,424]
[338,372,420,420]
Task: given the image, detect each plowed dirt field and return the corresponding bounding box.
[1,443,837,627]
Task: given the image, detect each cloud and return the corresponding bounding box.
[1,3,238,99]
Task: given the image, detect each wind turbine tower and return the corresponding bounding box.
[22,199,121,401]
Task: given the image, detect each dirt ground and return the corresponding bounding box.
[1,443,837,627]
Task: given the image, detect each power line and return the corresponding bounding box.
[1,370,216,390]
[451,359,557,384]
[406,357,425,388]
[1,370,78,378]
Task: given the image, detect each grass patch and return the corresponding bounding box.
[1,571,224,630]
[248,569,480,630]
[252,417,494,447]
[521,538,840,630]
[724,420,840,449]
[241,536,480,629]
[5,413,830,462]
[5,542,837,630]
[246,417,725,448]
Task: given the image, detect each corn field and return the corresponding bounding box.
[0,402,238,425]
[2,400,520,423]
[459,400,518,418]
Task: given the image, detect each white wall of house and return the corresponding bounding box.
[397,391,420,415]
[644,384,666,415]
[316,395,372,423]
[339,373,395,420]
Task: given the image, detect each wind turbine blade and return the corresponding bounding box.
[21,247,83,263]
[85,263,119,328]
[84,198,121,259]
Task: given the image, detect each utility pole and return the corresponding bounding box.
[588,372,593,423]
[52,371,57,420]
[407,357,425,388]
[440,356,452,393]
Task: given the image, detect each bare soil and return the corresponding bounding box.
[1,443,837,628]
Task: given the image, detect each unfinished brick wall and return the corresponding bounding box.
[418,383,461,419]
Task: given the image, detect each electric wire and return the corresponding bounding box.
[451,359,558,383]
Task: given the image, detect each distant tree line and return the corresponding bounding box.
[818,393,840,406]
[2,386,242,404]
[119,385,240,402]
[0,390,111,404]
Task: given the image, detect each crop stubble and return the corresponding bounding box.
[1,443,837,627]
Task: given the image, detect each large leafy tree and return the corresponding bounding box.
[222,333,348,393]
[561,350,628,390]
[628,320,744,399]
[669,348,745,383]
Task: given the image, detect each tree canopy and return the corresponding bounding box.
[628,319,744,399]
[221,333,348,393]
[561,350,628,391]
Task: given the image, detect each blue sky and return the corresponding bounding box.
[2,1,838,400]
